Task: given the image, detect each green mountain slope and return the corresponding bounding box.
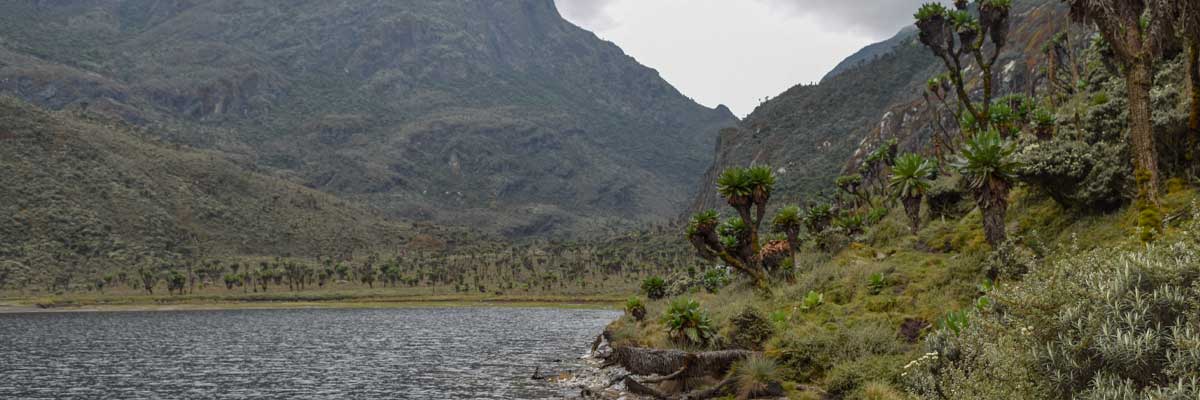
[0,0,737,238]
[0,96,460,287]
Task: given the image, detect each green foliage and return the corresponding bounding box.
[800,290,824,311]
[661,298,717,347]
[805,204,834,234]
[746,165,777,193]
[865,207,890,225]
[937,309,970,335]
[772,206,803,233]
[905,225,1200,398]
[926,175,969,219]
[953,130,1019,190]
[728,307,774,350]
[834,213,865,235]
[1015,138,1129,210]
[641,276,667,300]
[867,272,887,295]
[625,296,647,321]
[734,355,782,399]
[981,241,1037,281]
[915,3,949,21]
[718,168,755,198]
[701,268,731,294]
[890,153,936,199]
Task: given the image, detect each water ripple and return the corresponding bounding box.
[0,307,619,399]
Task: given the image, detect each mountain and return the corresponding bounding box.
[0,0,737,238]
[821,26,918,83]
[0,95,467,283]
[689,0,1066,214]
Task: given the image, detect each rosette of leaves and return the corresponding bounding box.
[953,130,1019,246]
[662,298,717,347]
[890,153,936,233]
[625,296,647,321]
[641,276,666,300]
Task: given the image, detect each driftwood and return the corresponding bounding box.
[602,346,754,379]
[596,346,767,399]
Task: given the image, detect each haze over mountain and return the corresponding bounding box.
[0,0,737,238]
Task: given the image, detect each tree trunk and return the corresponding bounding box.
[903,196,922,234]
[979,181,1009,247]
[1188,42,1199,165]
[1127,57,1160,203]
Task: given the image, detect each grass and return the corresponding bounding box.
[607,187,1200,397]
[0,285,624,312]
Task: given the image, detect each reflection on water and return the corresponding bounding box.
[0,307,618,399]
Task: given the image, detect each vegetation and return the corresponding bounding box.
[661,298,717,347]
[890,153,937,233]
[953,130,1019,246]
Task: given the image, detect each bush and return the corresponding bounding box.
[926,175,968,219]
[641,276,667,299]
[733,355,783,399]
[980,241,1037,281]
[1014,137,1128,211]
[903,231,1200,399]
[728,306,774,350]
[701,268,731,294]
[867,272,887,295]
[661,298,716,347]
[625,296,646,321]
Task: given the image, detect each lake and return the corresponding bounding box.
[0,307,620,399]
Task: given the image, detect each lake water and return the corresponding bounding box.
[0,307,619,399]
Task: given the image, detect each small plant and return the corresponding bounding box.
[834,213,864,235]
[734,355,783,399]
[868,272,887,295]
[937,309,970,335]
[625,296,646,321]
[804,203,833,233]
[865,207,889,225]
[800,290,824,311]
[728,307,774,350]
[890,153,936,233]
[661,298,716,347]
[701,268,731,294]
[641,276,667,300]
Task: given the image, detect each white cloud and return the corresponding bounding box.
[555,0,904,117]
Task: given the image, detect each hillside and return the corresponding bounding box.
[689,0,1065,214]
[0,0,737,238]
[0,96,463,289]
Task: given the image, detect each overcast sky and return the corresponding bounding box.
[555,0,930,117]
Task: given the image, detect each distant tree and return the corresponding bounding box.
[891,153,937,233]
[771,205,804,271]
[1062,0,1179,203]
[223,274,239,290]
[139,266,158,294]
[914,1,1012,134]
[685,166,777,287]
[357,261,376,289]
[166,270,186,295]
[954,131,1019,246]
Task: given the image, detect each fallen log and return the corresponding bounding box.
[603,346,755,379]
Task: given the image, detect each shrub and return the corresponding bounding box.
[701,268,731,294]
[625,296,646,322]
[980,241,1037,281]
[904,231,1200,399]
[641,276,667,300]
[734,355,783,399]
[1014,137,1128,211]
[926,175,968,219]
[804,203,834,234]
[728,306,774,350]
[834,213,865,236]
[661,298,716,347]
[800,290,824,311]
[867,272,887,295]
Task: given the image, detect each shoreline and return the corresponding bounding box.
[0,294,623,314]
